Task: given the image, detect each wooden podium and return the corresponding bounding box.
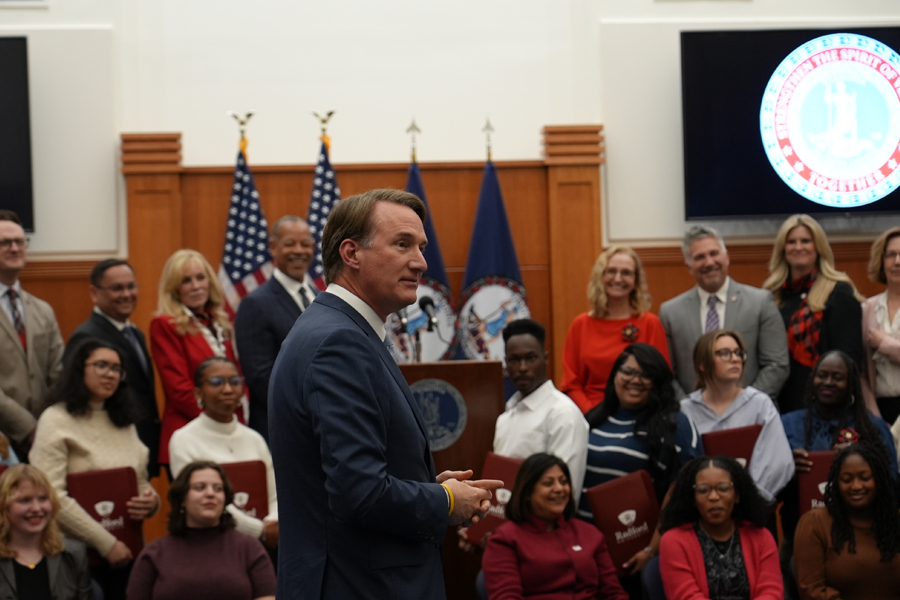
[400,360,505,600]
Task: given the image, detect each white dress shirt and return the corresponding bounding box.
[272,268,316,310]
[324,283,386,341]
[493,380,589,500]
[697,277,730,331]
[0,279,24,326]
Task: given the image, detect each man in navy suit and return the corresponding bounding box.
[269,189,499,600]
[235,215,318,443]
[66,259,161,477]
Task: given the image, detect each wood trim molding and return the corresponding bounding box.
[542,125,605,166]
[636,241,874,266]
[121,133,183,175]
[18,261,94,280]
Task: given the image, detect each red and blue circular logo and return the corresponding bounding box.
[760,33,900,207]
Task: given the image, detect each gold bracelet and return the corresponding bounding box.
[441,483,454,516]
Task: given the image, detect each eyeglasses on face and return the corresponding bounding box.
[714,349,747,361]
[693,482,735,496]
[86,360,126,380]
[96,282,139,293]
[618,365,652,384]
[0,237,29,251]
[204,376,245,388]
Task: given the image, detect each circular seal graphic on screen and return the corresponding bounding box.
[410,378,467,452]
[457,276,530,361]
[760,33,900,207]
[385,279,457,363]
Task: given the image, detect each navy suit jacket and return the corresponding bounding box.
[65,311,161,477]
[235,277,318,443]
[269,291,447,600]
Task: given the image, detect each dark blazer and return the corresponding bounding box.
[0,538,91,600]
[65,310,161,477]
[235,277,317,443]
[269,291,447,600]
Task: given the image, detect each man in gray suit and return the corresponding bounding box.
[659,225,788,400]
[0,210,64,451]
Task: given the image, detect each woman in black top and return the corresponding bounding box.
[763,214,865,413]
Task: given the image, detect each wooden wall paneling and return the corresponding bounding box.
[18,262,95,341]
[543,126,605,385]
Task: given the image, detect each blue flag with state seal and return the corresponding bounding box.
[456,161,530,361]
[385,162,457,362]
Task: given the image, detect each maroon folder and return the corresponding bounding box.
[701,424,764,470]
[220,460,269,520]
[797,451,835,516]
[585,470,660,578]
[67,467,143,563]
[464,452,522,548]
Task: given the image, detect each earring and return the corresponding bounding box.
[196,396,203,409]
[850,394,856,405]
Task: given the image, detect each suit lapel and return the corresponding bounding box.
[0,304,21,355]
[0,559,16,596]
[90,312,151,379]
[687,288,703,340]
[723,283,743,329]
[46,552,61,593]
[21,291,38,359]
[269,278,303,319]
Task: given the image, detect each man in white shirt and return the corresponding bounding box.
[659,225,789,400]
[235,215,318,443]
[493,318,588,499]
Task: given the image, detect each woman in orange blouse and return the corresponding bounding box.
[562,246,670,413]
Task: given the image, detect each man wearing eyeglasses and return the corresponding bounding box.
[492,319,588,500]
[0,210,64,454]
[66,258,161,477]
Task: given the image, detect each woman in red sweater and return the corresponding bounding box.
[562,246,669,413]
[150,250,242,477]
[659,455,782,600]
[482,453,628,600]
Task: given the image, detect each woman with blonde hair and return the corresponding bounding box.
[763,214,864,413]
[0,464,91,600]
[562,246,669,413]
[862,226,900,425]
[150,249,242,478]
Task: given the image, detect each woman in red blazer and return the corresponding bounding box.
[150,249,242,476]
[659,455,782,600]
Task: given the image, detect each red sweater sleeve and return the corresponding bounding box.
[642,313,671,367]
[561,314,594,414]
[483,525,527,600]
[150,316,203,422]
[660,527,712,600]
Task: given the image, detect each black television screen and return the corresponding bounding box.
[0,37,33,231]
[682,27,900,220]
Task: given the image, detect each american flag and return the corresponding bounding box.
[305,141,341,289]
[218,150,274,317]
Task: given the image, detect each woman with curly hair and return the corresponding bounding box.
[150,249,243,477]
[0,464,91,600]
[794,443,900,600]
[763,215,865,413]
[562,246,669,413]
[578,344,702,579]
[659,455,782,600]
[127,461,275,600]
[29,338,158,599]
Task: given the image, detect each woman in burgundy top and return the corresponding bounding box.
[150,250,242,476]
[127,461,275,600]
[482,453,628,600]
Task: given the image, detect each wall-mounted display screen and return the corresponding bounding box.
[0,37,33,231]
[682,27,900,220]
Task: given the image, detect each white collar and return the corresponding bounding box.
[272,267,310,296]
[93,305,131,332]
[697,277,730,305]
[325,283,386,341]
[198,411,238,435]
[507,379,555,411]
[0,279,22,298]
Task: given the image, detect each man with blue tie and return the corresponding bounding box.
[66,259,161,477]
[269,189,499,600]
[235,215,318,443]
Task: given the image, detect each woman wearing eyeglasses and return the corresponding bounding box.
[659,455,783,600]
[578,344,702,581]
[151,250,243,479]
[680,330,794,505]
[168,358,278,550]
[561,246,670,414]
[29,338,158,600]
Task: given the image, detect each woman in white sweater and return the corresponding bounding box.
[29,338,158,600]
[169,357,278,550]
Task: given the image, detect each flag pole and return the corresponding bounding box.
[313,110,335,153]
[227,111,254,158]
[407,118,421,164]
[482,117,494,162]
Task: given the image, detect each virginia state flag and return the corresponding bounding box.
[456,161,530,361]
[385,163,457,362]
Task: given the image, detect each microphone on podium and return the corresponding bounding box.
[418,297,438,332]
